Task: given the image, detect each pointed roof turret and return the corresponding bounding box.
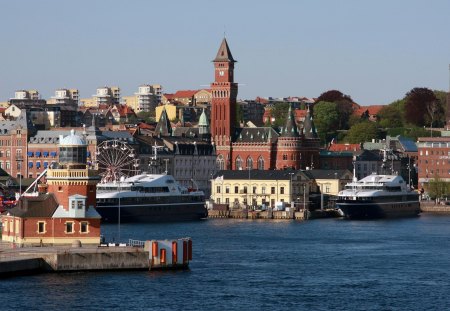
[280,104,299,137]
[155,108,172,137]
[303,105,318,139]
[213,38,236,63]
[198,108,209,127]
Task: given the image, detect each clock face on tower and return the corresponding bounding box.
[219,70,224,76]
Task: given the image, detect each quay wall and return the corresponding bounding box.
[421,204,450,213]
[41,249,149,271]
[0,258,44,277]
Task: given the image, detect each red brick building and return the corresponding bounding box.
[417,136,450,188]
[2,130,101,246]
[211,38,320,171]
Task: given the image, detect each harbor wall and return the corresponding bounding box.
[41,249,149,271]
[420,203,450,213]
[0,258,44,277]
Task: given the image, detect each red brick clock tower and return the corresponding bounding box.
[211,38,238,169]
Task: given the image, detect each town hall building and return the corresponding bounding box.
[210,38,321,171]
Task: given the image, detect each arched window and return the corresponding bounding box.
[235,156,243,170]
[283,154,288,160]
[257,156,264,170]
[216,155,225,170]
[247,157,253,169]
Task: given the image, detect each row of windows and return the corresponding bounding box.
[37,221,89,234]
[215,197,280,207]
[216,156,266,170]
[420,150,450,156]
[419,159,450,165]
[217,186,285,195]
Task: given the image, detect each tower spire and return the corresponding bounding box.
[213,38,236,63]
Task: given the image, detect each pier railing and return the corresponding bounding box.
[128,239,145,247]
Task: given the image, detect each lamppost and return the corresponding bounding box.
[247,166,251,209]
[407,156,410,189]
[118,178,121,242]
[289,172,294,210]
[16,156,23,197]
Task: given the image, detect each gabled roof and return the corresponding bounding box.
[213,38,236,63]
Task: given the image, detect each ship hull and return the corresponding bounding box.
[336,200,420,220]
[96,201,208,223]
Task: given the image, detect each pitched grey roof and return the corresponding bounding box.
[213,38,236,63]
[234,127,278,143]
[303,107,318,139]
[155,108,172,136]
[7,193,59,218]
[280,104,300,137]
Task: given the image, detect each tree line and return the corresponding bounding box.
[268,87,448,145]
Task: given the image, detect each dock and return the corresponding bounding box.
[0,237,192,278]
[208,208,339,220]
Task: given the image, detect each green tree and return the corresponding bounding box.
[236,104,244,125]
[433,90,448,127]
[345,121,379,144]
[428,175,450,199]
[315,89,354,129]
[313,101,339,143]
[137,111,156,123]
[267,102,290,127]
[378,101,405,128]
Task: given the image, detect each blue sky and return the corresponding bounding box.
[0,0,449,105]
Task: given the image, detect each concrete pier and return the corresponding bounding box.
[0,238,192,278]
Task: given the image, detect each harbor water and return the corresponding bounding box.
[2,214,450,310]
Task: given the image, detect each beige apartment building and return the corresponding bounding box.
[48,88,79,106]
[123,84,159,113]
[211,170,312,209]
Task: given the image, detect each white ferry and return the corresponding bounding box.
[336,174,420,219]
[96,174,207,222]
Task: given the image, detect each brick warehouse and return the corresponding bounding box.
[211,38,321,171]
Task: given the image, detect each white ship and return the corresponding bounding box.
[96,173,207,222]
[336,174,420,219]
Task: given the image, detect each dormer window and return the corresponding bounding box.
[68,194,87,218]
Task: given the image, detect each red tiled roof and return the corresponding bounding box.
[294,109,307,120]
[173,90,198,98]
[354,105,384,116]
[255,96,269,104]
[137,122,154,130]
[163,93,175,100]
[329,143,361,152]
